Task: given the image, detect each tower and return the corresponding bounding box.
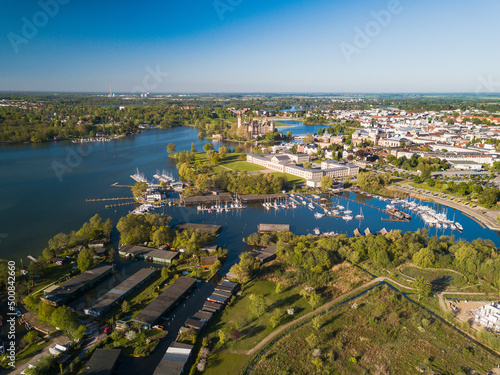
[237,113,242,128]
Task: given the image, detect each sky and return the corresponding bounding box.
[0,0,499,93]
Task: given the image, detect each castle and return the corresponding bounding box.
[237,114,275,137]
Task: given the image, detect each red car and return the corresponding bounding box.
[103,326,112,334]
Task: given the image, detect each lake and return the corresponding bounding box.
[1,126,499,264]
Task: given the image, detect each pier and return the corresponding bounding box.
[105,202,136,209]
[87,197,134,202]
[332,194,411,221]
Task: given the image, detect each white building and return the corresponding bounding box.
[475,303,500,332]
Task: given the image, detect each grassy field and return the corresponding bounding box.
[274,122,292,127]
[222,162,266,172]
[247,285,500,375]
[203,353,250,375]
[400,266,468,289]
[271,172,305,185]
[204,279,311,352]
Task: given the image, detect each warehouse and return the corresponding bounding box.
[41,264,113,306]
[84,268,157,317]
[134,277,197,329]
[119,245,179,265]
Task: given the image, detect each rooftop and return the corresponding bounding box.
[42,264,113,305]
[81,349,121,375]
[134,277,197,326]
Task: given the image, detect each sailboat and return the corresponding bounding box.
[355,207,364,220]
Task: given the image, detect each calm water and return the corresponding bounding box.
[1,126,499,264]
[275,119,330,136]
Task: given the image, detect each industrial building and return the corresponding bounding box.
[134,276,197,329]
[84,268,157,317]
[41,264,113,306]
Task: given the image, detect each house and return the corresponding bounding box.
[200,256,218,269]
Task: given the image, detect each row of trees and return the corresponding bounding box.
[240,229,500,292]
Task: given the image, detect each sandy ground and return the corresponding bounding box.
[449,300,489,321]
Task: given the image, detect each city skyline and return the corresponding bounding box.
[1,0,500,93]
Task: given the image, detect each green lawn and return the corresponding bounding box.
[274,122,292,127]
[271,172,306,186]
[246,285,500,375]
[222,162,266,172]
[205,279,311,352]
[204,353,250,375]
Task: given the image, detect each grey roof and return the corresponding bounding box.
[192,310,213,322]
[154,343,193,375]
[42,264,113,305]
[85,268,157,316]
[81,349,121,375]
[119,245,179,261]
[134,277,196,326]
[175,223,222,235]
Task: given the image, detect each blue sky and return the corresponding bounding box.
[0,0,499,93]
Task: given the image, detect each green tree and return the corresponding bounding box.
[218,329,227,345]
[210,260,222,276]
[229,253,260,284]
[249,294,266,317]
[218,145,229,159]
[166,143,176,153]
[42,248,56,261]
[24,330,38,345]
[132,181,148,199]
[121,300,131,314]
[203,143,214,152]
[161,267,169,279]
[303,133,314,143]
[190,142,196,153]
[269,308,282,328]
[303,161,312,169]
[196,174,211,192]
[77,247,93,273]
[320,175,333,190]
[412,276,431,301]
[413,247,435,268]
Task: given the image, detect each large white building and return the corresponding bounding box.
[246,153,359,186]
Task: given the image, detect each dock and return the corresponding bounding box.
[105,202,136,209]
[239,194,288,203]
[182,193,233,205]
